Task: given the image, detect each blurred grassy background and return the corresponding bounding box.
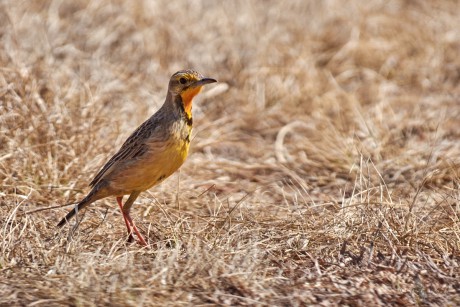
[1,0,459,305]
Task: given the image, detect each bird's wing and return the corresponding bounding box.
[89,119,156,188]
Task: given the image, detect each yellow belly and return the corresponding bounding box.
[109,138,190,194]
[157,138,190,181]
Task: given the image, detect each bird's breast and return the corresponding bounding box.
[158,118,192,171]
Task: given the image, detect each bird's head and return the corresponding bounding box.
[168,70,217,116]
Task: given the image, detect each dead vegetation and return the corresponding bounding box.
[1,0,459,305]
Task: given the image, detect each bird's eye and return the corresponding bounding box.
[179,77,187,84]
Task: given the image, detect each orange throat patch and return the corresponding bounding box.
[180,86,203,117]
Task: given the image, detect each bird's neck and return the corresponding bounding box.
[180,86,203,116]
[167,92,193,126]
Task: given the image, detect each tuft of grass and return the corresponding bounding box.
[1,0,459,305]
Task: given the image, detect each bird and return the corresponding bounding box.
[57,69,217,246]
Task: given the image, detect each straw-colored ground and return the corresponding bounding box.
[1,0,459,306]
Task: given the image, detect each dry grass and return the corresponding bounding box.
[1,0,459,305]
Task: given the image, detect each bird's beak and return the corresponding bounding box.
[191,77,217,88]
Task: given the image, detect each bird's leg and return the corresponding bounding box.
[124,211,148,247]
[116,196,134,243]
[122,191,147,246]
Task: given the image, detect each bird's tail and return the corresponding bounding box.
[57,190,98,227]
